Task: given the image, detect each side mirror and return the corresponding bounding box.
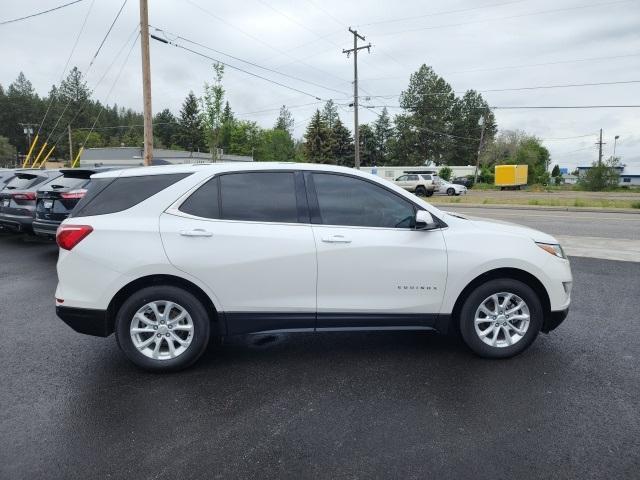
[415,210,437,230]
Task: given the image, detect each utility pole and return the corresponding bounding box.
[68,125,74,165]
[343,28,371,169]
[474,115,487,184]
[139,0,153,166]
[596,128,606,166]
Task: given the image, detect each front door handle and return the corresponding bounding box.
[321,234,352,244]
[179,228,213,237]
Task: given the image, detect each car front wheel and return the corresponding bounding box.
[115,286,211,371]
[447,188,455,196]
[459,279,543,358]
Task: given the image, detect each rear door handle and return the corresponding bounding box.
[179,228,213,237]
[321,234,352,244]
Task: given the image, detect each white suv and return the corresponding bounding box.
[55,163,572,371]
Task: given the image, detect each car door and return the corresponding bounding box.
[160,171,317,334]
[306,172,448,330]
[395,175,411,191]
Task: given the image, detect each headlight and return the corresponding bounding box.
[536,242,566,259]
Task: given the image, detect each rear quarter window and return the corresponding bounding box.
[71,173,191,217]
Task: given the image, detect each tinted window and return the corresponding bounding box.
[4,174,43,190]
[179,177,220,218]
[40,176,88,191]
[407,175,419,181]
[313,174,415,228]
[72,173,191,217]
[396,175,408,181]
[220,172,298,223]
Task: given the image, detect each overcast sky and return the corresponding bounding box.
[1,0,639,169]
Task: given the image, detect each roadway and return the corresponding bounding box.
[0,231,639,479]
[440,206,640,262]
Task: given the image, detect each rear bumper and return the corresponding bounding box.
[32,219,60,237]
[0,213,34,232]
[56,306,114,337]
[542,307,569,333]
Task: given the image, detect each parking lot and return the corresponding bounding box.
[1,229,639,480]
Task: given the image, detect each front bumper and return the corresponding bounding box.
[542,307,569,333]
[56,306,114,337]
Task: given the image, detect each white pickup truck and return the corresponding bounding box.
[393,173,436,197]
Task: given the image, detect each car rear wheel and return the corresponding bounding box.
[115,286,210,371]
[459,279,542,358]
[415,186,427,196]
[447,188,455,196]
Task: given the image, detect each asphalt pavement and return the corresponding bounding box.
[440,206,640,262]
[1,232,639,480]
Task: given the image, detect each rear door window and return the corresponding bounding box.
[219,172,299,223]
[72,173,191,217]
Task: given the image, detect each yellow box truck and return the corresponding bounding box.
[495,164,528,190]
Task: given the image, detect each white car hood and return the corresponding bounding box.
[450,213,558,244]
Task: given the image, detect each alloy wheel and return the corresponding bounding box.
[130,301,194,360]
[474,292,530,348]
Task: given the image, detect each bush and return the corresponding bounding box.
[439,166,452,181]
[632,201,640,209]
[577,159,620,191]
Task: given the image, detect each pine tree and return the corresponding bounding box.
[304,110,333,163]
[373,107,393,165]
[274,105,294,135]
[177,92,205,152]
[219,101,235,153]
[398,64,457,165]
[153,109,178,148]
[331,118,354,166]
[358,124,376,166]
[321,100,339,129]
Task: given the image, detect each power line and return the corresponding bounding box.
[50,25,140,148]
[366,104,640,109]
[360,52,640,83]
[78,34,140,151]
[364,79,640,100]
[184,0,351,86]
[152,27,349,97]
[44,3,133,146]
[359,0,526,27]
[150,35,329,101]
[37,0,97,135]
[373,0,633,37]
[89,0,128,68]
[0,0,85,26]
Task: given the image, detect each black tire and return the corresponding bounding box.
[426,190,434,197]
[115,285,211,372]
[446,188,455,196]
[459,278,543,359]
[415,186,427,196]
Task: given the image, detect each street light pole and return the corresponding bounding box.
[613,135,620,158]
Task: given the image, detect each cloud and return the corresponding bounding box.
[0,0,638,170]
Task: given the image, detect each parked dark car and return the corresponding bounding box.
[0,170,62,233]
[452,176,474,188]
[32,168,115,238]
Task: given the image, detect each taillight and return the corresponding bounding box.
[12,192,36,201]
[61,189,87,200]
[56,224,93,250]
